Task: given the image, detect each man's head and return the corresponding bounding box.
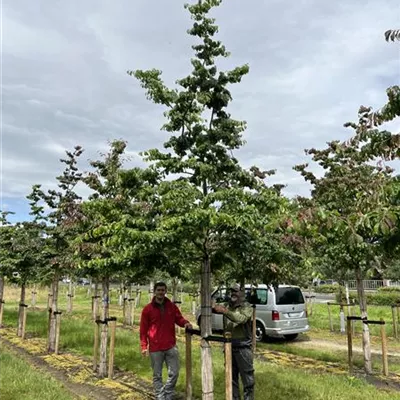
[228,284,243,306]
[154,282,167,303]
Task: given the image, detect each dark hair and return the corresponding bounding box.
[154,282,167,291]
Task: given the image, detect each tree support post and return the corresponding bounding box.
[93,319,100,372]
[347,317,353,373]
[54,311,62,355]
[21,304,28,339]
[47,294,53,310]
[186,330,193,400]
[224,332,232,400]
[108,317,117,379]
[67,294,74,314]
[92,296,100,321]
[0,300,5,327]
[380,318,388,376]
[327,303,333,332]
[31,291,37,308]
[392,305,398,339]
[122,297,127,325]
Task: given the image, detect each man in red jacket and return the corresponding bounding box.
[140,282,192,400]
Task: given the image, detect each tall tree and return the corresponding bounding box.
[27,146,84,352]
[9,220,46,336]
[75,140,158,377]
[129,1,285,396]
[0,211,15,326]
[294,104,400,372]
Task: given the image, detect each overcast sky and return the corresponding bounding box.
[2,0,400,222]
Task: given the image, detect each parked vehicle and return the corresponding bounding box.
[196,284,309,342]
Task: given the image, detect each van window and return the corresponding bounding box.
[212,288,227,303]
[275,287,304,305]
[246,289,268,305]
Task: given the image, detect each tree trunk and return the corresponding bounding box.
[48,271,60,353]
[355,267,372,373]
[17,283,26,337]
[172,277,178,303]
[98,276,110,378]
[148,280,154,302]
[200,253,214,400]
[0,275,5,327]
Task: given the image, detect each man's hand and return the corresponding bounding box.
[184,322,193,330]
[213,304,228,314]
[141,349,149,357]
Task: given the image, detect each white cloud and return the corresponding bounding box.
[2,0,400,219]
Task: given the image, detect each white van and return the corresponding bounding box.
[196,284,309,341]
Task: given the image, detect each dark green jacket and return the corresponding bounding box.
[223,301,253,348]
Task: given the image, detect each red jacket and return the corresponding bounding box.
[140,297,189,352]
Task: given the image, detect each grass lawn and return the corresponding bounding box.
[0,344,74,400]
[2,285,400,399]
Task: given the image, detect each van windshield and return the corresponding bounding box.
[275,287,304,305]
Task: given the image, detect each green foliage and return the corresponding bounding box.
[74,140,160,282]
[314,284,343,294]
[378,286,400,293]
[0,211,16,278]
[26,146,85,278]
[336,291,400,306]
[128,0,299,291]
[294,103,400,290]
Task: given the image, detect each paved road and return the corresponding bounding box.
[302,291,335,304]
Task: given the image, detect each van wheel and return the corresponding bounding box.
[255,321,265,342]
[283,334,298,341]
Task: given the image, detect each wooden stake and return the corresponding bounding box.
[47,308,52,348]
[31,291,37,308]
[252,305,257,354]
[108,318,117,379]
[128,299,133,326]
[347,318,353,373]
[55,312,62,355]
[122,297,127,325]
[0,300,5,327]
[224,332,232,400]
[328,303,333,332]
[397,305,400,338]
[392,306,398,339]
[93,320,99,372]
[186,331,192,400]
[131,305,135,327]
[21,305,28,340]
[380,318,389,376]
[47,294,53,310]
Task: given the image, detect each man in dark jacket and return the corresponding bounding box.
[140,282,192,400]
[214,284,254,400]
